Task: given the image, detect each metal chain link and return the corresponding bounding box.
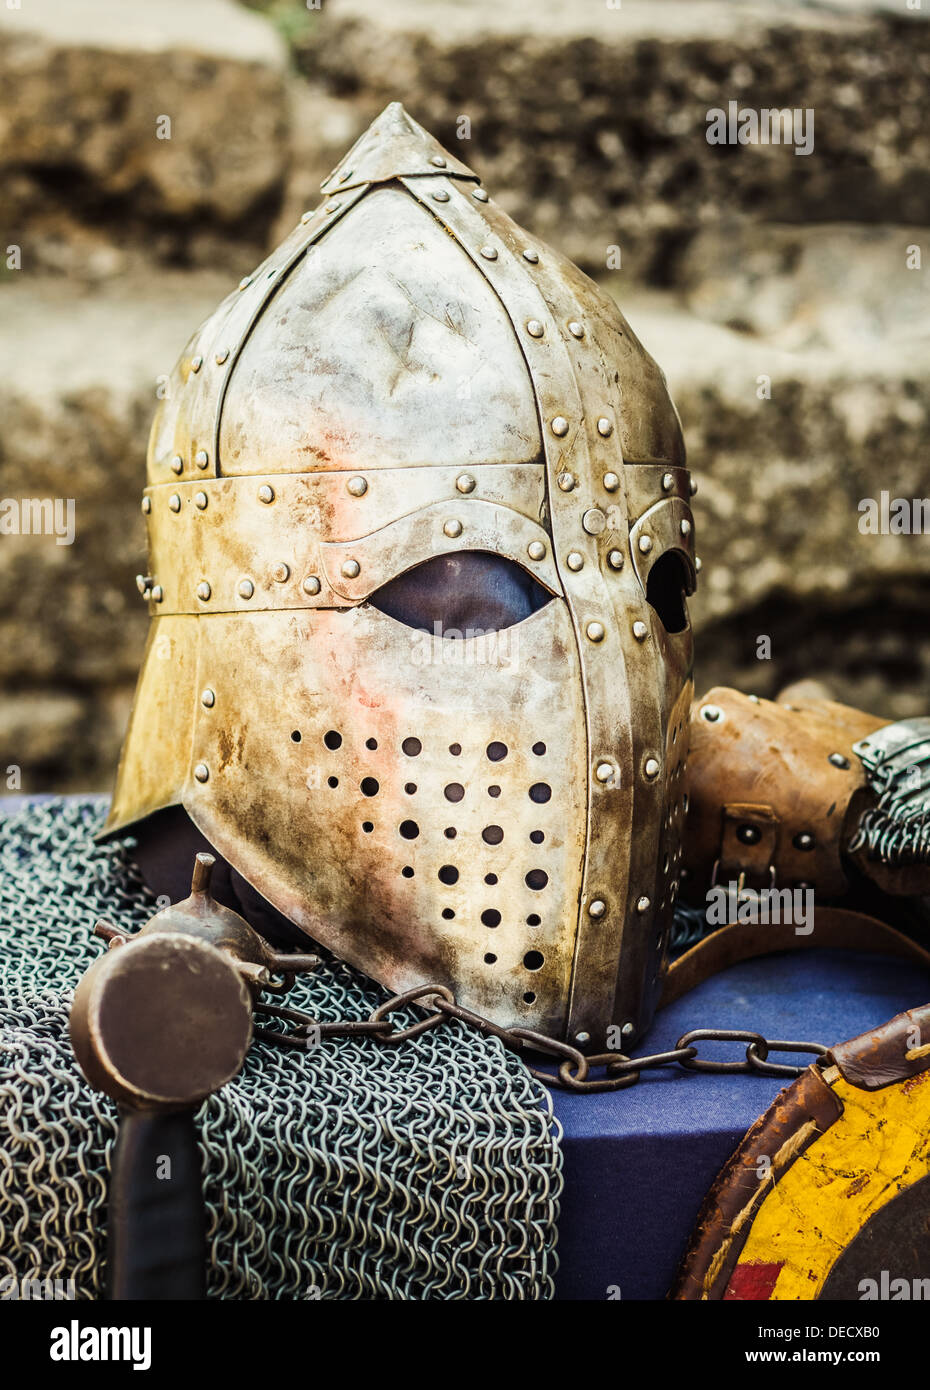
[255,984,830,1095]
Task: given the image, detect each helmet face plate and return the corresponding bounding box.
[107,104,696,1047]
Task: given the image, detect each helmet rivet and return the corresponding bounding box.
[568,321,584,339]
[430,155,446,168]
[472,188,489,202]
[194,763,210,783]
[586,621,606,643]
[607,549,624,570]
[201,688,215,708]
[643,759,660,781]
[632,620,648,641]
[215,348,230,365]
[258,484,275,504]
[238,276,252,291]
[195,449,209,469]
[662,472,675,492]
[526,319,545,338]
[794,831,816,851]
[583,508,607,535]
[680,518,692,537]
[701,704,723,723]
[300,210,313,225]
[238,579,255,600]
[636,895,651,913]
[527,540,546,561]
[302,576,321,596]
[566,550,584,571]
[575,1031,592,1047]
[456,473,476,494]
[150,585,164,603]
[432,189,450,203]
[339,168,353,183]
[480,245,498,261]
[595,762,613,783]
[443,519,463,538]
[829,752,850,769]
[341,559,361,579]
[596,417,613,437]
[194,491,208,510]
[603,472,620,492]
[557,471,576,492]
[141,496,152,514]
[190,354,203,374]
[638,534,653,554]
[522,248,539,263]
[170,454,183,474]
[169,494,181,513]
[695,556,703,573]
[689,478,698,497]
[196,581,212,601]
[347,476,368,497]
[324,201,340,214]
[588,899,607,919]
[551,416,569,437]
[737,824,761,846]
[272,563,290,583]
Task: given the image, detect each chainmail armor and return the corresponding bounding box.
[0,798,563,1300]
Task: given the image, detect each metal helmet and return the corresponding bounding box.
[104,104,696,1048]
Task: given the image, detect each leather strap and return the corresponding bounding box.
[660,907,930,1008]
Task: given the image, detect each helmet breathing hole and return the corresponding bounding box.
[442,908,455,920]
[488,785,501,798]
[327,776,339,788]
[529,783,551,804]
[486,741,508,762]
[526,913,541,927]
[523,950,545,971]
[399,820,419,840]
[532,742,546,755]
[365,737,378,750]
[438,865,459,885]
[484,953,497,965]
[485,873,498,885]
[290,730,302,743]
[402,737,422,756]
[525,870,548,891]
[481,909,502,928]
[444,783,465,803]
[401,866,414,878]
[449,742,462,756]
[405,782,417,794]
[362,821,373,833]
[482,825,504,845]
[444,827,457,839]
[324,730,342,750]
[529,830,544,844]
[360,777,379,797]
[523,992,536,1005]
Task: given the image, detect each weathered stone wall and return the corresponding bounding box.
[1,0,927,791]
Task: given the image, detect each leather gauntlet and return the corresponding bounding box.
[681,686,887,902]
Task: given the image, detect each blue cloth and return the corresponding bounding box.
[551,948,930,1300]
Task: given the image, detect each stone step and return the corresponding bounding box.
[1,260,928,785]
[286,0,930,277]
[0,0,290,277]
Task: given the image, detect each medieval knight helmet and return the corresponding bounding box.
[103,104,696,1049]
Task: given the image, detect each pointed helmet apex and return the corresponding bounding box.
[319,101,478,195]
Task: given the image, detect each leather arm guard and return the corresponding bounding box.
[681,686,903,902]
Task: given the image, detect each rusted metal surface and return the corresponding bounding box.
[101,103,697,1048]
[69,854,319,1110]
